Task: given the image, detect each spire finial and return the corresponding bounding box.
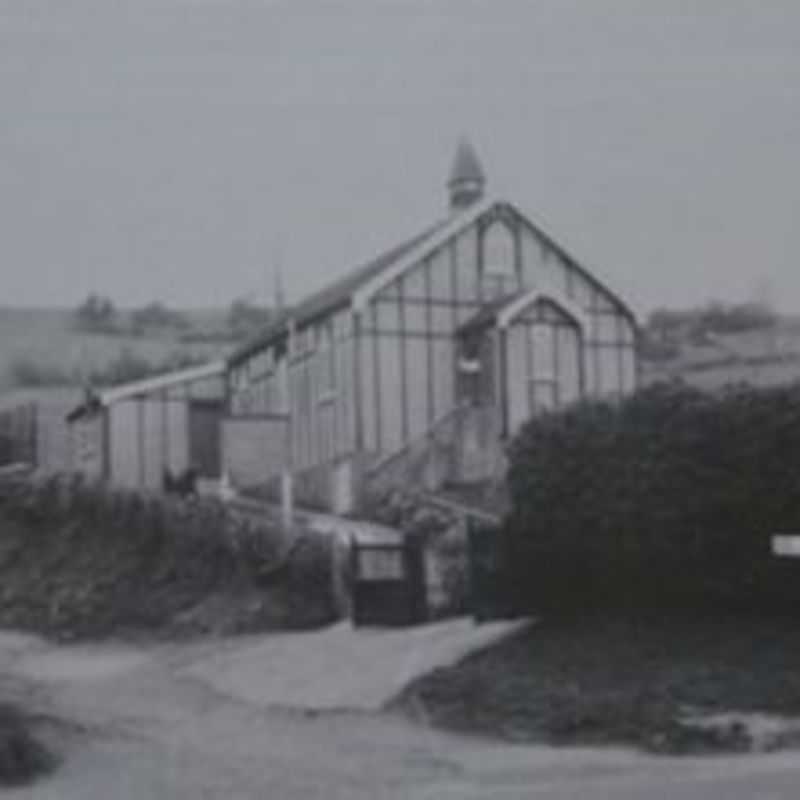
[447,138,485,211]
[274,262,286,313]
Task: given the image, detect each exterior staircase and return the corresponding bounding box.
[365,404,508,502]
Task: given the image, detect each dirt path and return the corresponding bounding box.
[4,628,800,798]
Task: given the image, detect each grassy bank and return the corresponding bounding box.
[0,475,337,641]
[394,615,800,754]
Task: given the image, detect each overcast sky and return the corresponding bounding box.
[1,1,798,316]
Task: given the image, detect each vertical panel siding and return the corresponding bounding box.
[335,334,353,456]
[427,246,452,300]
[359,329,377,452]
[109,400,140,488]
[404,337,429,440]
[142,398,165,488]
[519,227,549,291]
[557,325,582,405]
[431,338,455,422]
[454,226,480,315]
[506,324,529,432]
[166,400,188,475]
[377,334,403,454]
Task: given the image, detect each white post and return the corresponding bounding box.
[280,469,293,533]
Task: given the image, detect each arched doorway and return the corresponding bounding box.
[499,292,586,434]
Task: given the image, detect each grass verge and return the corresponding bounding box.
[393,615,800,754]
[0,475,337,641]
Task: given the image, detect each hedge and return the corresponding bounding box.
[0,472,337,639]
[504,381,800,615]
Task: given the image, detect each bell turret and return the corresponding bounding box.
[447,138,485,211]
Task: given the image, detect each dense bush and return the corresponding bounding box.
[73,293,119,334]
[0,474,337,639]
[504,381,800,615]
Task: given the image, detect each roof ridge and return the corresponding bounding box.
[229,218,448,364]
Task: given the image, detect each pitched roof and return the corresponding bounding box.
[229,220,448,364]
[66,360,226,421]
[230,194,639,366]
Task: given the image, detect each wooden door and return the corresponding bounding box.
[188,400,222,478]
[505,304,583,433]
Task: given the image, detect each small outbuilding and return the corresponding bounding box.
[67,361,226,490]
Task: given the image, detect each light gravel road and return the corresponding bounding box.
[3,625,800,799]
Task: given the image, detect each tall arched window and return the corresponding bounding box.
[481,220,517,299]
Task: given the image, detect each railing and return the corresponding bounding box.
[364,406,467,479]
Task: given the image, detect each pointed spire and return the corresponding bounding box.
[447,138,486,211]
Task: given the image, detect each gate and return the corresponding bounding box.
[350,537,428,627]
[467,517,516,621]
[188,399,223,478]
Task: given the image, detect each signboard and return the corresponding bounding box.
[357,548,405,581]
[771,535,800,557]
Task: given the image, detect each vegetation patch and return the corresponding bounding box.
[394,615,800,754]
[504,381,800,616]
[0,474,337,641]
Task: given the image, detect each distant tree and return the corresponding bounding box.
[130,302,188,334]
[697,301,777,334]
[74,293,118,333]
[227,298,274,340]
[86,347,152,386]
[637,333,680,363]
[85,348,207,387]
[646,301,778,344]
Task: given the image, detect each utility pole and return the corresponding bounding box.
[281,317,295,533]
[274,261,286,314]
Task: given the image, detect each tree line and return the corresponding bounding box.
[73,294,276,341]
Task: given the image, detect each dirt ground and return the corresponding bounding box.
[5,627,800,799]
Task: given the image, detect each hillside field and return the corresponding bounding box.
[0,307,233,390]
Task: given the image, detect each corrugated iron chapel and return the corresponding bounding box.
[223,142,638,511]
[69,142,639,512]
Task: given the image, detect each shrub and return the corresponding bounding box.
[0,474,337,639]
[505,381,800,616]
